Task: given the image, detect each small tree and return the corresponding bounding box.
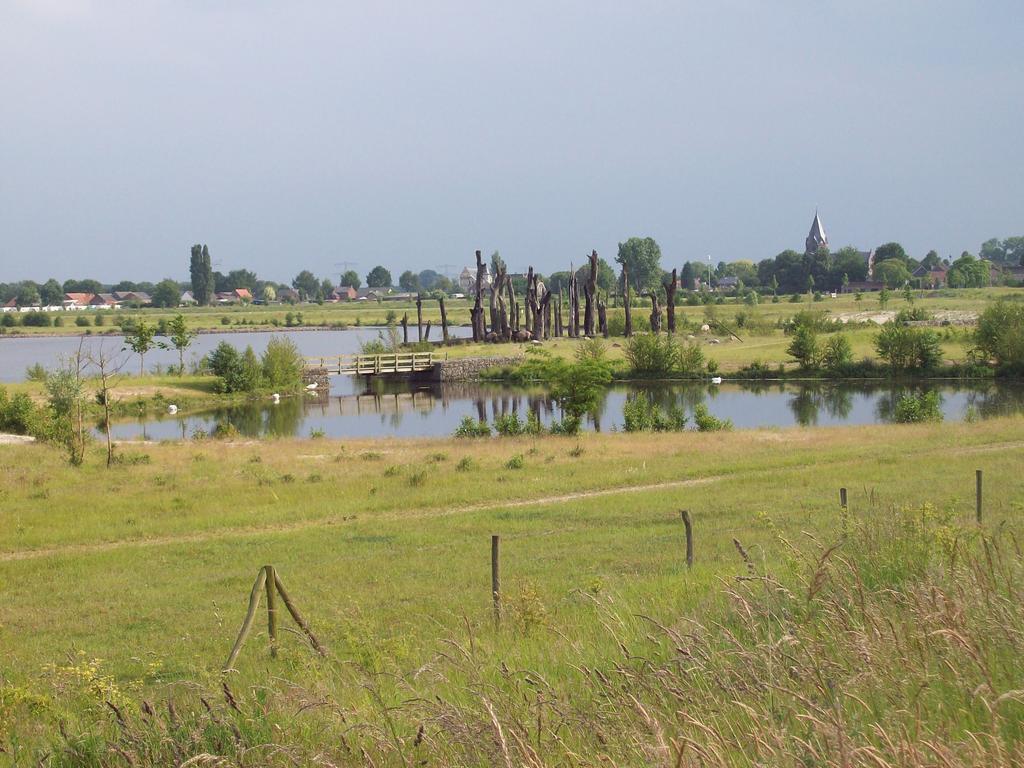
[902,284,914,303]
[45,340,88,466]
[86,343,127,467]
[821,334,853,372]
[124,318,157,376]
[878,286,890,309]
[166,314,196,375]
[786,325,819,370]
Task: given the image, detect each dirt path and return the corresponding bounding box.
[0,475,723,563]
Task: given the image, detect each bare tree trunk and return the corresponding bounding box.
[439,297,449,344]
[597,293,608,338]
[568,269,579,338]
[664,268,677,334]
[622,265,633,337]
[401,313,409,345]
[525,267,535,334]
[424,321,431,341]
[416,294,423,342]
[647,291,662,334]
[584,250,598,337]
[506,275,518,336]
[473,249,487,341]
[538,284,551,340]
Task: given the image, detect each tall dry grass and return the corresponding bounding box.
[10,499,1023,766]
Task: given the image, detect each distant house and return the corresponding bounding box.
[715,276,740,292]
[1,298,17,313]
[89,293,120,307]
[113,291,152,306]
[458,264,492,293]
[179,291,198,305]
[382,291,417,302]
[278,288,301,304]
[355,288,385,301]
[911,264,947,289]
[63,292,95,309]
[330,285,358,302]
[214,289,253,304]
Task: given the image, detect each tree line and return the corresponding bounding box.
[3,234,1021,310]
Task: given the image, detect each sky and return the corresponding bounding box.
[1,0,1022,285]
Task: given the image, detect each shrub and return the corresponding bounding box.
[875,323,943,372]
[261,337,304,391]
[93,313,105,326]
[574,337,607,364]
[455,456,476,471]
[786,325,819,370]
[0,387,38,434]
[974,300,1024,372]
[493,413,524,436]
[21,312,51,327]
[895,306,932,322]
[692,403,732,431]
[453,416,491,438]
[821,334,853,372]
[893,391,943,423]
[24,363,47,382]
[505,454,525,470]
[625,334,675,376]
[220,316,231,325]
[622,395,687,432]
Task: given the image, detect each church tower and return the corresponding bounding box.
[805,211,828,255]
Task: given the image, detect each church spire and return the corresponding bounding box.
[805,210,828,255]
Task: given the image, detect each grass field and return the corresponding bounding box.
[2,418,1023,764]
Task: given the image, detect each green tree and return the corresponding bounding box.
[366,266,393,288]
[874,242,908,265]
[151,279,181,308]
[291,270,319,300]
[261,284,277,302]
[821,334,853,372]
[189,244,214,305]
[165,314,195,374]
[874,260,911,288]
[490,251,506,275]
[878,286,890,308]
[615,237,663,291]
[575,258,616,292]
[341,270,361,289]
[399,270,420,291]
[974,300,1024,370]
[123,318,157,376]
[318,278,334,302]
[16,282,40,307]
[549,359,612,434]
[40,279,63,306]
[947,252,989,288]
[920,250,942,270]
[786,325,819,369]
[224,269,259,292]
[875,323,942,372]
[261,337,304,391]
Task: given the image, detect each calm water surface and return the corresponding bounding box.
[0,327,472,383]
[104,380,1024,441]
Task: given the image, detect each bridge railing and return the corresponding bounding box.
[304,351,435,375]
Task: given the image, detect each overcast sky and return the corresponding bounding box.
[1,1,1021,284]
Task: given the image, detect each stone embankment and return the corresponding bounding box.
[432,356,522,382]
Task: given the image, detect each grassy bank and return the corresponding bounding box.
[1,418,1023,763]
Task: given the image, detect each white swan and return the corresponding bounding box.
[710,376,722,385]
[305,382,318,390]
[167,404,178,414]
[271,393,280,403]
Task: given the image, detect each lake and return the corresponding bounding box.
[0,327,472,384]
[103,379,1024,441]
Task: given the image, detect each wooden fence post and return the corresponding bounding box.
[680,510,693,569]
[976,469,983,523]
[224,567,268,671]
[265,564,278,658]
[491,534,501,628]
[839,487,848,509]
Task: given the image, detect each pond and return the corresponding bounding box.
[103,379,1024,441]
[0,327,472,383]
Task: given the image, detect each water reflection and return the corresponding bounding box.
[103,379,1024,442]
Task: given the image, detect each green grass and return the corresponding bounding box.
[1,418,1023,763]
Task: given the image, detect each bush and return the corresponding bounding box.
[895,306,932,322]
[974,300,1024,372]
[786,325,819,370]
[574,337,607,364]
[875,323,943,372]
[21,312,51,327]
[505,454,525,470]
[0,387,38,434]
[454,416,491,438]
[261,337,304,391]
[622,395,687,432]
[692,403,732,431]
[821,334,853,373]
[624,334,704,377]
[493,412,525,436]
[25,363,47,382]
[893,391,943,423]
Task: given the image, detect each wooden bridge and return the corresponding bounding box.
[304,351,436,376]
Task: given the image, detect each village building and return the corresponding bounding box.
[458,264,492,293]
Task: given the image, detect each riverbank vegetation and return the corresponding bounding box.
[1,418,1022,764]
